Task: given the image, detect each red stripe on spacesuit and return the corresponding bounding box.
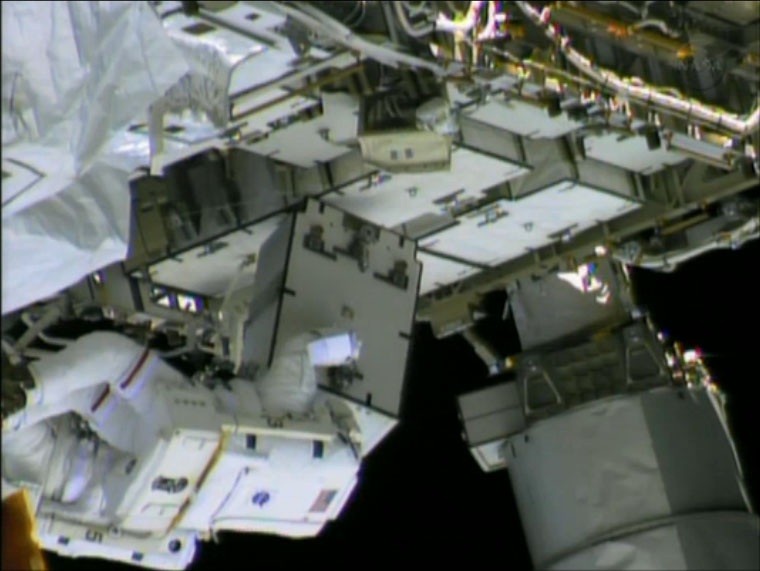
[119,348,151,390]
[91,386,110,412]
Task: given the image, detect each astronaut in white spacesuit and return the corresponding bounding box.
[1,328,362,532]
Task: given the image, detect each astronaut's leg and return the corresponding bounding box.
[2,422,56,488]
[43,416,131,514]
[6,329,187,435]
[6,414,135,529]
[3,385,103,434]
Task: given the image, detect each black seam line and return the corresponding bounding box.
[417,247,491,270]
[266,215,297,368]
[316,168,381,199]
[2,158,45,207]
[4,157,45,178]
[317,383,399,419]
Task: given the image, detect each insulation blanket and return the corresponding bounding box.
[1,1,188,314]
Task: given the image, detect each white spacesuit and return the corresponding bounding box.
[1,329,364,569]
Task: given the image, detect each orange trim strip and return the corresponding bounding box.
[90,386,110,413]
[119,348,150,390]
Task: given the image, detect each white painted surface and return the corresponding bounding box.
[584,132,688,174]
[149,215,285,297]
[463,94,583,139]
[325,147,529,228]
[242,92,360,167]
[274,200,420,415]
[417,251,480,295]
[420,184,639,266]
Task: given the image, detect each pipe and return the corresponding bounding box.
[393,2,434,37]
[265,2,447,76]
[630,18,679,38]
[15,307,62,353]
[515,2,760,137]
[19,314,71,348]
[435,1,483,33]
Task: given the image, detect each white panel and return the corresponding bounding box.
[149,215,284,297]
[242,92,360,167]
[38,515,198,571]
[325,147,529,228]
[471,439,509,472]
[274,200,420,415]
[584,132,688,174]
[465,95,583,139]
[420,184,639,266]
[417,252,480,295]
[211,437,358,533]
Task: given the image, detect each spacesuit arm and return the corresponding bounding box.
[27,331,148,406]
[255,330,361,416]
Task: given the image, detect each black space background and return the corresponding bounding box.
[45,234,759,571]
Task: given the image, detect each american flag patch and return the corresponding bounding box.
[309,489,338,513]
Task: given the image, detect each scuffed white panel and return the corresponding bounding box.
[325,147,529,228]
[584,132,688,175]
[462,93,583,139]
[417,251,480,295]
[420,184,639,266]
[149,215,285,297]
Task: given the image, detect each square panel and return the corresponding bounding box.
[273,200,420,416]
